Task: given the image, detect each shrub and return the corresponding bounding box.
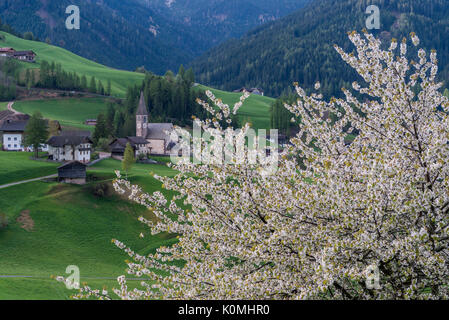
[0,213,8,230]
[91,182,111,198]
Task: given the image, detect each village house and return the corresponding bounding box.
[13,50,36,63]
[135,92,176,155]
[0,118,29,151]
[109,136,150,160]
[0,113,59,152]
[84,119,97,126]
[233,87,265,96]
[0,47,15,57]
[0,48,36,62]
[47,133,93,163]
[57,161,87,185]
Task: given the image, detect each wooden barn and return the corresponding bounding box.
[57,161,87,185]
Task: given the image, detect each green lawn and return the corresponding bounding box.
[13,98,109,131]
[0,158,178,299]
[0,31,145,97]
[0,102,8,111]
[198,85,275,130]
[0,152,59,186]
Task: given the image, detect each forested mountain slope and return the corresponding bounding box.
[0,0,308,74]
[191,0,449,97]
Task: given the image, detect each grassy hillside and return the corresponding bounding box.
[13,98,109,131]
[0,157,178,299]
[198,85,274,130]
[0,31,145,97]
[0,152,59,186]
[0,102,8,110]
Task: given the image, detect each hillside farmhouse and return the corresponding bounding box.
[0,112,59,152]
[0,47,15,56]
[47,133,93,163]
[135,92,176,155]
[57,161,87,185]
[0,47,36,62]
[109,136,150,159]
[84,119,97,126]
[233,87,264,96]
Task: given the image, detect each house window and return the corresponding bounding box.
[7,137,11,141]
[14,137,17,141]
[8,144,11,147]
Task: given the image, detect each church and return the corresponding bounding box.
[135,92,176,155]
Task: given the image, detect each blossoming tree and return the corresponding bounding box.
[63,31,449,299]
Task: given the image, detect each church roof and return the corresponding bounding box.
[146,123,174,142]
[136,91,148,116]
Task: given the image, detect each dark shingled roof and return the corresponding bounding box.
[109,136,148,150]
[0,116,53,133]
[47,135,93,147]
[127,136,148,145]
[13,50,35,56]
[136,91,148,116]
[58,161,88,170]
[0,120,28,132]
[58,161,87,179]
[60,130,92,137]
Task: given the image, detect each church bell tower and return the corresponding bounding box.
[136,91,148,138]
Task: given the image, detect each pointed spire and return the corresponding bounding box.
[136,91,148,116]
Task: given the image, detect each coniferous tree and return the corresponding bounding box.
[89,76,97,93]
[106,79,112,96]
[93,113,108,145]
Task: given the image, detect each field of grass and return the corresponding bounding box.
[13,98,109,131]
[0,32,145,97]
[0,152,60,186]
[0,102,8,111]
[0,157,178,299]
[198,85,275,130]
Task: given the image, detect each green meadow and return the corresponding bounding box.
[13,98,109,131]
[0,31,145,97]
[198,84,275,130]
[0,156,178,299]
[0,152,59,186]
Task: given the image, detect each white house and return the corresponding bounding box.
[0,119,28,151]
[47,135,93,163]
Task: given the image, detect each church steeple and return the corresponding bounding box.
[136,91,148,116]
[136,91,148,138]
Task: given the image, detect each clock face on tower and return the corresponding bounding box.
[143,123,147,128]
